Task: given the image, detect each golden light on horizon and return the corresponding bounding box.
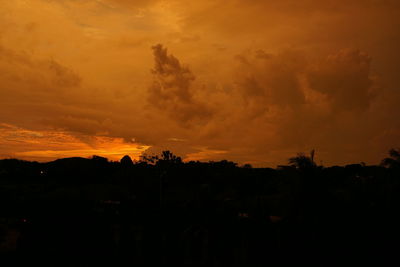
[0,123,149,162]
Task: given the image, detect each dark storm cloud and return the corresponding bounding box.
[234,49,306,118]
[147,44,213,125]
[308,49,376,111]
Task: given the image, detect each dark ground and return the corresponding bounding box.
[1,153,400,266]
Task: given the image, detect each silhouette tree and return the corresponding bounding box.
[157,150,182,165]
[288,150,317,171]
[139,153,158,164]
[242,163,252,169]
[120,155,134,167]
[139,150,182,166]
[381,148,400,169]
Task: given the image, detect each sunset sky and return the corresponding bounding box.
[0,0,400,166]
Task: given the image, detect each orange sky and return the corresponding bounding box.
[0,0,400,166]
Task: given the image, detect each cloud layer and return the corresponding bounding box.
[0,0,399,166]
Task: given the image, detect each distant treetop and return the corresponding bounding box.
[121,155,134,167]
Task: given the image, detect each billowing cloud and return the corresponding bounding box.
[147,44,212,125]
[0,45,82,127]
[308,49,376,111]
[234,49,306,117]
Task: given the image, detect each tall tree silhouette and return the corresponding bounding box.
[288,150,317,171]
[381,148,400,169]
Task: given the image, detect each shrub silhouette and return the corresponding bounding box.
[381,148,400,169]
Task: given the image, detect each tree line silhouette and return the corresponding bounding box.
[0,149,400,266]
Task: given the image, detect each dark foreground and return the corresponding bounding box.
[1,154,400,266]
